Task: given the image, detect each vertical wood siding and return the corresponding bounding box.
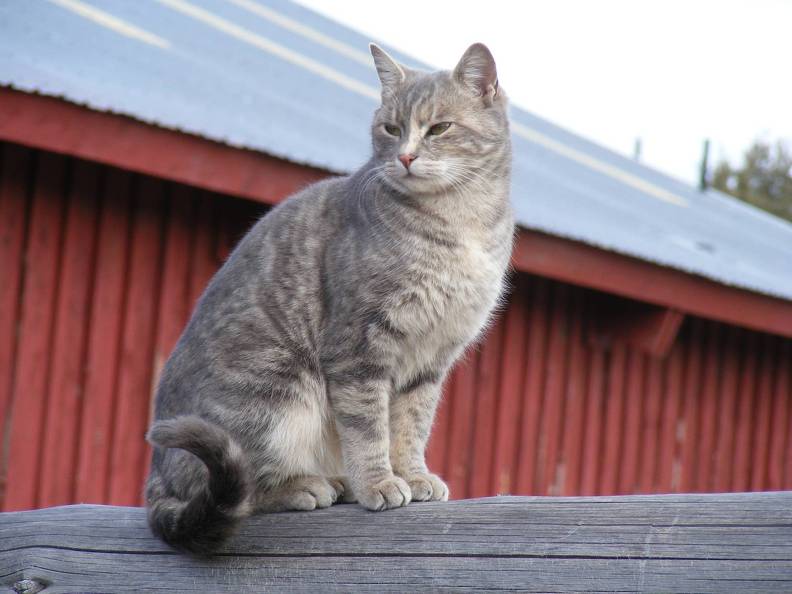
[428,274,792,497]
[1,141,791,510]
[0,143,262,510]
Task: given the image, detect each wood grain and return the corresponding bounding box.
[2,493,791,593]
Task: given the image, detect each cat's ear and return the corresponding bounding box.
[454,43,499,104]
[369,43,406,98]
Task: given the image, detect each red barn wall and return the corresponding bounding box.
[0,143,262,510]
[1,141,790,511]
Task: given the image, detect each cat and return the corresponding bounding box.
[145,42,513,554]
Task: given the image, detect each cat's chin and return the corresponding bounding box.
[383,173,452,197]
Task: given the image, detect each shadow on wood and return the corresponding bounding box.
[2,493,792,593]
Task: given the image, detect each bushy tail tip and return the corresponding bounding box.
[146,415,253,554]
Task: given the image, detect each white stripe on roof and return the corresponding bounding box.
[511,123,688,207]
[47,0,171,49]
[157,0,380,100]
[225,0,373,66]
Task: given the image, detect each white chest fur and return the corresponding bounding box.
[389,233,509,386]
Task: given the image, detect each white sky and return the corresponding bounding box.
[296,0,792,185]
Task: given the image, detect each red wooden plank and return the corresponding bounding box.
[189,192,219,309]
[513,230,792,340]
[152,185,195,387]
[108,178,166,505]
[215,206,233,264]
[587,296,684,358]
[696,323,721,492]
[619,351,645,493]
[579,346,606,495]
[0,89,329,207]
[514,278,549,495]
[491,279,529,495]
[732,332,758,492]
[38,160,100,507]
[444,351,479,500]
[425,371,452,479]
[750,334,776,491]
[561,289,587,495]
[712,328,740,491]
[468,316,505,498]
[211,199,259,266]
[679,321,704,492]
[768,338,789,490]
[782,341,792,490]
[3,152,67,511]
[222,199,263,258]
[536,283,570,495]
[638,357,664,493]
[659,345,683,491]
[599,345,626,495]
[642,309,685,357]
[139,185,195,504]
[74,169,133,503]
[0,145,32,451]
[658,344,684,492]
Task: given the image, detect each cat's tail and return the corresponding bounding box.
[145,415,254,555]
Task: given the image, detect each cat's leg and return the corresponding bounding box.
[389,376,449,502]
[253,475,346,512]
[245,385,346,513]
[328,376,412,511]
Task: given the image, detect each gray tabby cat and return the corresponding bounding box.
[145,42,513,554]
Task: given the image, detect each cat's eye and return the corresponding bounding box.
[427,122,452,136]
[384,124,401,137]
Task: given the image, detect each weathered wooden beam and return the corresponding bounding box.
[2,492,791,593]
[587,292,685,357]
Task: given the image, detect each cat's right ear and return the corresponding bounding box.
[454,43,499,105]
[369,43,406,99]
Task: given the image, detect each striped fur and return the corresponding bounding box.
[145,43,513,553]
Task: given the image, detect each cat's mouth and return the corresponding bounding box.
[390,168,429,186]
[390,161,436,183]
[381,158,459,195]
[385,171,453,197]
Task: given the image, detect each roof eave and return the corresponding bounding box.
[513,230,792,339]
[0,87,331,205]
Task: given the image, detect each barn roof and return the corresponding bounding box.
[1,0,791,302]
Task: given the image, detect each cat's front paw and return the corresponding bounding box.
[404,472,449,502]
[356,476,412,511]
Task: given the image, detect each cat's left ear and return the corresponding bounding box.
[370,43,407,98]
[454,43,499,105]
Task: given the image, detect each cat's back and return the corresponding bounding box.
[235,175,347,252]
[190,175,353,328]
[154,176,350,413]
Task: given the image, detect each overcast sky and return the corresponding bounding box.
[297,0,792,186]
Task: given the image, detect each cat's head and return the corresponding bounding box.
[369,43,509,196]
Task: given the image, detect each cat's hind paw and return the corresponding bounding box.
[255,475,343,512]
[328,476,357,503]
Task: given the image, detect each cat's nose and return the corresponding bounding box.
[398,153,418,170]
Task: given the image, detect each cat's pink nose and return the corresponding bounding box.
[398,153,418,170]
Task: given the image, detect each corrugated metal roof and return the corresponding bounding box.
[2,0,791,301]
